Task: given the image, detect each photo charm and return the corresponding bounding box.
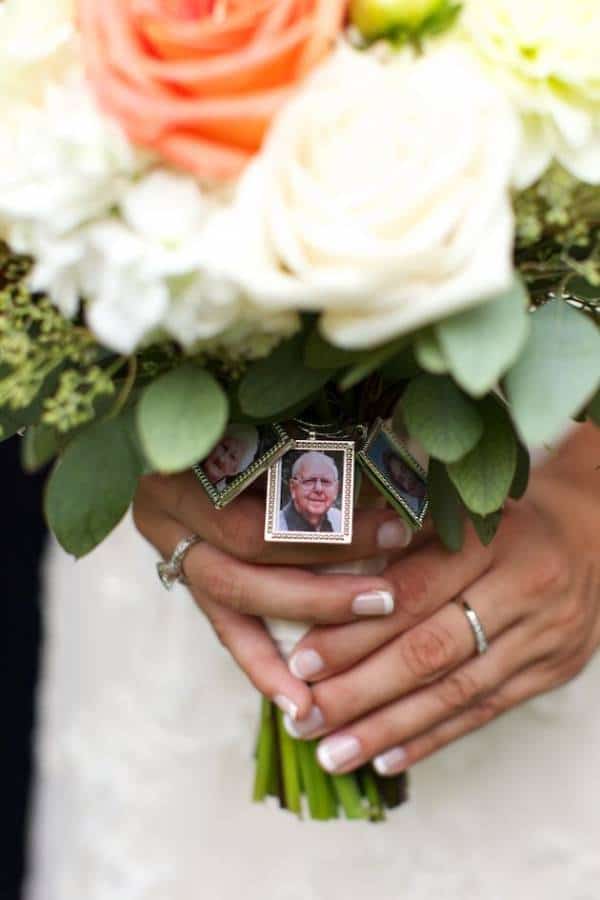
[358,419,429,528]
[265,439,355,544]
[194,423,293,509]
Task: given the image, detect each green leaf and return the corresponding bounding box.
[587,390,600,426]
[138,364,228,473]
[239,334,331,418]
[379,346,421,383]
[428,459,465,552]
[0,363,65,441]
[509,441,530,500]
[402,374,483,463]
[567,275,600,302]
[21,423,61,472]
[468,509,502,546]
[505,301,600,445]
[45,409,145,558]
[337,337,409,392]
[414,329,448,374]
[304,329,364,371]
[436,278,530,396]
[447,396,517,515]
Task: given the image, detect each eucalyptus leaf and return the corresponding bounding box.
[436,278,530,396]
[447,396,517,516]
[468,509,502,546]
[509,442,531,500]
[427,459,465,552]
[505,300,600,445]
[402,375,483,463]
[21,423,61,472]
[45,409,145,558]
[239,335,331,418]
[414,330,448,374]
[587,390,600,426]
[304,330,364,371]
[138,364,228,473]
[337,337,409,392]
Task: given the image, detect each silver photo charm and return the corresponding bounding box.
[357,418,428,528]
[265,437,355,544]
[194,422,293,509]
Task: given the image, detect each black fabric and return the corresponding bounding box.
[0,437,46,900]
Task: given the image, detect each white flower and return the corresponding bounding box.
[458,0,600,186]
[0,0,76,105]
[227,46,519,349]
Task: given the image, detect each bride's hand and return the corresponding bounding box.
[284,433,600,774]
[133,470,417,721]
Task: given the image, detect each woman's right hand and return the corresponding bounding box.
[133,470,418,721]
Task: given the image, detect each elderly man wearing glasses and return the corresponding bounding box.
[278,451,342,534]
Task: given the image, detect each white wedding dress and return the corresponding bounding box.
[26,511,600,900]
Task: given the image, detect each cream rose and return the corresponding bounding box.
[459,0,600,186]
[227,46,519,349]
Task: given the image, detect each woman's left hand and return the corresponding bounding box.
[285,441,600,776]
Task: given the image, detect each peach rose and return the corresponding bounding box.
[77,0,347,179]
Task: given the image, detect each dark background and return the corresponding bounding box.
[0,437,46,900]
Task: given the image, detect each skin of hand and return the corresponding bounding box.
[133,471,416,723]
[282,424,600,776]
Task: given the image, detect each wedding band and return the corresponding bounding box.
[157,534,202,591]
[454,598,489,655]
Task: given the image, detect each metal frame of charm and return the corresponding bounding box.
[265,438,355,544]
[357,418,429,528]
[193,423,293,510]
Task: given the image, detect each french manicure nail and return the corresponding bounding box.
[273,694,299,721]
[284,705,325,739]
[377,519,412,550]
[373,746,407,776]
[289,649,324,680]
[352,589,394,616]
[317,735,362,773]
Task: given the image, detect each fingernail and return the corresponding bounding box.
[289,649,324,680]
[352,589,394,616]
[373,746,407,776]
[273,694,299,722]
[377,519,412,550]
[317,735,362,773]
[284,705,325,739]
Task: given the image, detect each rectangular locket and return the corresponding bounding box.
[357,418,429,528]
[194,422,293,509]
[265,437,355,544]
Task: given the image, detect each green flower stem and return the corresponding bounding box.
[252,696,276,803]
[275,709,302,816]
[359,767,385,822]
[331,772,369,820]
[296,739,337,820]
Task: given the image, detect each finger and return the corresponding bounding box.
[194,590,314,721]
[135,471,427,566]
[286,558,534,739]
[288,526,494,681]
[314,623,547,773]
[372,664,554,775]
[142,508,397,624]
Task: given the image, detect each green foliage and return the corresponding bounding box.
[45,408,145,558]
[509,442,531,500]
[414,330,448,374]
[587,390,600,426]
[337,338,408,391]
[239,334,331,418]
[402,374,483,463]
[21,424,62,473]
[468,509,502,546]
[304,330,364,371]
[436,278,530,396]
[447,396,517,516]
[505,300,600,445]
[427,459,465,552]
[137,364,228,473]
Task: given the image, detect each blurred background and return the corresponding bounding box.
[1,436,46,900]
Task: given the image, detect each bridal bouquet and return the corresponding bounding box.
[1,0,599,821]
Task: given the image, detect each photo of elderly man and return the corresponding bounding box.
[278,450,342,534]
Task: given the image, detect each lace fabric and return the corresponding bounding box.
[25,512,600,900]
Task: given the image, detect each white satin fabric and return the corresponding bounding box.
[26,512,600,900]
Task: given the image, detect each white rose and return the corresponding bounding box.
[459,0,600,186]
[228,47,519,349]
